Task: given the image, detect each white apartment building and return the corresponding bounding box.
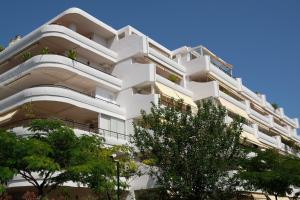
[0,7,299,198]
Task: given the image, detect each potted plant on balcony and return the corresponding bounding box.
[67,49,77,60]
[0,45,4,53]
[168,74,179,83]
[271,103,279,110]
[21,51,32,61]
[41,47,50,55]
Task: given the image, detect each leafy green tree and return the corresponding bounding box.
[133,99,246,200]
[0,131,16,195]
[0,45,4,52]
[239,149,300,200]
[0,119,133,199]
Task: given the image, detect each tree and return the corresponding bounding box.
[0,45,4,53]
[133,99,246,200]
[239,148,300,200]
[0,119,133,199]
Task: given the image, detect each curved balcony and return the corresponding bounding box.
[0,86,125,117]
[0,24,118,64]
[4,118,130,145]
[0,54,122,91]
[209,62,240,90]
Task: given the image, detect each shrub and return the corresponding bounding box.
[22,52,32,61]
[168,74,179,83]
[41,47,50,55]
[67,49,77,60]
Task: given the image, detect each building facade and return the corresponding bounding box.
[0,7,299,199]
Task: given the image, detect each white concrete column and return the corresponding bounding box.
[275,135,282,149]
[261,94,266,107]
[236,78,243,92]
[244,100,251,114]
[253,124,259,138]
[294,118,299,128]
[278,107,284,118]
[182,75,187,88]
[269,115,274,128]
[204,55,211,72]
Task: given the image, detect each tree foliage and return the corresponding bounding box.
[133,99,246,199]
[239,148,300,200]
[0,119,135,199]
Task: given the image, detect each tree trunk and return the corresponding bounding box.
[275,194,278,200]
[37,187,45,200]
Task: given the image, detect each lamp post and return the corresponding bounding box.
[111,153,120,200]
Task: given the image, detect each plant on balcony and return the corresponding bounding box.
[41,47,50,55]
[0,45,4,53]
[168,74,179,83]
[67,49,77,60]
[21,51,32,61]
[271,103,279,110]
[0,119,135,199]
[238,148,300,200]
[133,99,246,200]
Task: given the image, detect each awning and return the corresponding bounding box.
[240,132,269,149]
[0,110,18,124]
[219,98,250,120]
[251,193,267,200]
[241,131,261,145]
[175,91,197,108]
[155,82,197,108]
[268,195,290,200]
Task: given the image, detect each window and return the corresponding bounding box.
[100,114,125,134]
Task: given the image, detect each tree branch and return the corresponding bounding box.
[19,171,39,187]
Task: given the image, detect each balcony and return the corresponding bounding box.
[241,85,263,105]
[4,118,130,146]
[249,108,271,127]
[257,131,278,148]
[148,47,185,73]
[156,75,192,97]
[283,114,298,128]
[206,62,240,91]
[0,86,124,117]
[0,24,118,67]
[279,142,293,154]
[219,91,247,112]
[0,54,122,92]
[273,122,289,137]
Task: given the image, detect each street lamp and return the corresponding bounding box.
[110,153,120,200]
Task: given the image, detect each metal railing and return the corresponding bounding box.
[1,118,131,141]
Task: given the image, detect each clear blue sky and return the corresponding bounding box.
[1,0,300,119]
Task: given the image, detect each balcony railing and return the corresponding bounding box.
[28,84,120,107]
[279,142,293,153]
[242,124,256,135]
[209,62,239,90]
[250,109,270,126]
[241,86,263,105]
[1,118,131,141]
[219,91,247,111]
[257,131,278,147]
[273,122,289,136]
